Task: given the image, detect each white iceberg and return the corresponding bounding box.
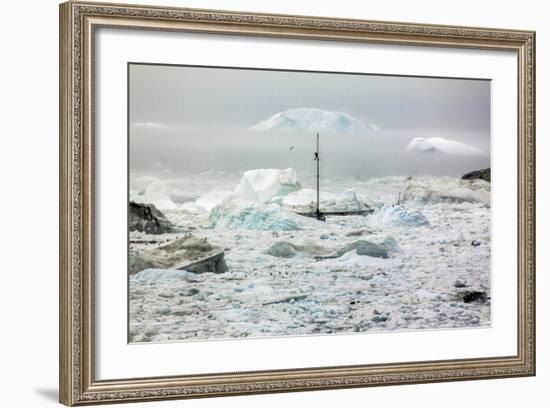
[374,205,430,227]
[282,188,372,213]
[401,177,490,205]
[209,197,306,230]
[195,190,234,212]
[249,108,371,134]
[407,137,485,156]
[234,168,300,204]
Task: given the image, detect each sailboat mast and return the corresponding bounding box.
[316,132,320,216]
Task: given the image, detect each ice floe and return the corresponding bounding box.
[129,173,492,343]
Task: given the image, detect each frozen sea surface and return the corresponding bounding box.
[129,174,491,343]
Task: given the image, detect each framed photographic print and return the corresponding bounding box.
[59,1,536,405]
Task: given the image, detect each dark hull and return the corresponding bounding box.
[297,209,373,218]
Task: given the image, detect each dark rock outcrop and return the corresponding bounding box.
[128,234,228,275]
[129,201,175,234]
[455,290,488,303]
[461,168,490,182]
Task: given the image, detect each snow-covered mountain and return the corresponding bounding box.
[406,137,486,156]
[249,107,373,134]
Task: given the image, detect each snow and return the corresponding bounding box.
[249,107,370,134]
[407,137,486,156]
[234,168,300,203]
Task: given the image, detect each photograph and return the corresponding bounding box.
[127,63,492,343]
[56,1,536,404]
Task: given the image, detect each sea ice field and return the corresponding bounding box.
[128,169,491,343]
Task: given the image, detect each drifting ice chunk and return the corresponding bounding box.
[333,240,389,259]
[195,191,234,212]
[281,188,318,212]
[378,236,403,253]
[128,234,228,275]
[375,205,430,227]
[400,177,490,205]
[264,241,298,258]
[282,188,372,213]
[209,197,305,230]
[234,168,300,203]
[314,240,389,260]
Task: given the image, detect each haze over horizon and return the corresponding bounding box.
[129,63,491,180]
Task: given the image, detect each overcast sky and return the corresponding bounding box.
[129,63,491,178]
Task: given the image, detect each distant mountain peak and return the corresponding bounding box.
[249,108,373,134]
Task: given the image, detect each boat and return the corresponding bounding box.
[296,132,373,221]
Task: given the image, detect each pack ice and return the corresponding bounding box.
[129,170,491,343]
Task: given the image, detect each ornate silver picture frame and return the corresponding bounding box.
[59,1,535,405]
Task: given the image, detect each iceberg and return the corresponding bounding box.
[401,177,490,205]
[129,234,228,275]
[374,204,430,227]
[209,197,305,231]
[282,188,373,214]
[313,240,390,260]
[249,108,370,134]
[195,190,234,212]
[234,168,300,204]
[264,241,299,258]
[407,137,486,156]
